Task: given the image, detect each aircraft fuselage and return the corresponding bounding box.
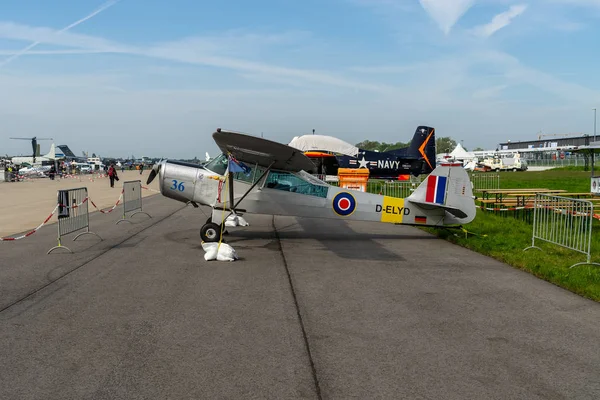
[306,150,428,180]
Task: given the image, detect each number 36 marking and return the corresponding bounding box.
[170,180,185,191]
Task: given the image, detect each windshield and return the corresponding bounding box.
[204,153,228,175]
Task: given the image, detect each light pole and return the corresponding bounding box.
[593,108,597,143]
[592,108,597,177]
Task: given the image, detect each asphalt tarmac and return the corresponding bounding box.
[1,195,599,399]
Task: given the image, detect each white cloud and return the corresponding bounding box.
[0,0,122,68]
[472,84,508,98]
[0,49,110,55]
[419,0,476,34]
[549,0,600,7]
[0,22,391,93]
[472,4,528,37]
[473,50,600,103]
[0,22,128,51]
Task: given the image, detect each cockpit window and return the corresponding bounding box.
[205,154,265,184]
[204,153,228,175]
[264,170,329,198]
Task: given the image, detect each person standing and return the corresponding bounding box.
[107,164,117,188]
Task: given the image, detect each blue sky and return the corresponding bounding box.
[1,0,600,158]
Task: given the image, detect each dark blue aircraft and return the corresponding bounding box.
[303,126,436,180]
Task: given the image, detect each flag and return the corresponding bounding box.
[228,158,245,173]
[228,155,251,175]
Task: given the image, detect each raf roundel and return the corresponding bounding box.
[332,192,357,216]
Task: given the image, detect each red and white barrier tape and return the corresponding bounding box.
[141,186,160,193]
[0,205,58,241]
[1,189,126,241]
[0,196,94,241]
[89,190,123,214]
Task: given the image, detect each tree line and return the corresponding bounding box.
[355,137,484,154]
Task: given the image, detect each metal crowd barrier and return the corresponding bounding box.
[469,173,500,191]
[524,194,600,268]
[47,187,102,254]
[116,180,152,224]
[380,181,420,198]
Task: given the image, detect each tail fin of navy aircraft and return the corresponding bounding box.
[406,162,476,225]
[388,126,436,174]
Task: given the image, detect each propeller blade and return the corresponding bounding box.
[146,161,162,185]
[146,169,157,185]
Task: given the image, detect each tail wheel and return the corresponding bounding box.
[201,222,223,243]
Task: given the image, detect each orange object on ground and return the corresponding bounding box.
[338,168,370,192]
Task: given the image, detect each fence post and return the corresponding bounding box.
[523,193,600,268]
[116,180,152,224]
[47,187,102,254]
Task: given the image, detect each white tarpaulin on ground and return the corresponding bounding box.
[288,135,360,157]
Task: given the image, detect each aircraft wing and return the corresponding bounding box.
[212,129,317,172]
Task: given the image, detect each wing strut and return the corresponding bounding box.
[225,160,275,219]
[228,169,234,213]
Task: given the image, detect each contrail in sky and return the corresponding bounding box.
[0,0,122,69]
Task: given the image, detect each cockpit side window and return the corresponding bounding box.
[232,163,266,184]
[264,171,329,198]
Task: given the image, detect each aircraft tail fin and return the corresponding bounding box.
[388,126,436,174]
[408,126,436,173]
[407,163,476,224]
[44,143,56,159]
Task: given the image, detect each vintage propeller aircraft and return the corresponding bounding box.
[288,126,437,179]
[146,128,476,243]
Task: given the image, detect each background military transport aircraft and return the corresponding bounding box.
[147,128,476,243]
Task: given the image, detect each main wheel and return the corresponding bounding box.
[205,217,229,235]
[200,222,222,243]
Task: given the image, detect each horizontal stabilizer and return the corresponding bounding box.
[408,200,468,219]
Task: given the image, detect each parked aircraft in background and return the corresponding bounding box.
[288,126,436,180]
[9,136,53,163]
[11,143,61,166]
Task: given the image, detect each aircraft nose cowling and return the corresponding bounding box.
[156,160,205,204]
